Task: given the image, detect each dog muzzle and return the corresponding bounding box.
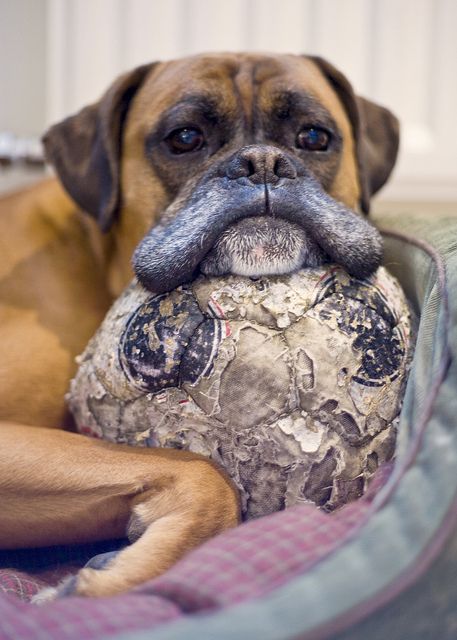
[133,145,383,294]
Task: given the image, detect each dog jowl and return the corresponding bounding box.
[43,53,399,295]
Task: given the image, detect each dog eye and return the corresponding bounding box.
[296,127,330,151]
[165,127,205,154]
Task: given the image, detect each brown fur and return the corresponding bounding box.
[0,53,398,598]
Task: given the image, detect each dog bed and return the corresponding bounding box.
[1,208,456,640]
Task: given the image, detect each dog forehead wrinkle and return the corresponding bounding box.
[152,94,231,137]
[232,61,256,133]
[231,57,303,137]
[270,89,337,127]
[170,94,225,121]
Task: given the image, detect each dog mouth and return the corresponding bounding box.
[200,217,327,278]
[133,171,383,294]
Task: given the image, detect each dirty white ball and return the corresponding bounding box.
[68,266,412,519]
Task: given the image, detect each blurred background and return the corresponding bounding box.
[0,0,456,211]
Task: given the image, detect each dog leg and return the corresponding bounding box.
[64,471,238,598]
[0,423,240,596]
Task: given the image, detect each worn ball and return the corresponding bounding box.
[68,266,412,519]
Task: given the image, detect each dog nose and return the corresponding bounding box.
[225,145,297,185]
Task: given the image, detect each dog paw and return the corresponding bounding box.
[83,549,121,570]
[30,550,122,603]
[31,586,59,605]
[31,576,76,605]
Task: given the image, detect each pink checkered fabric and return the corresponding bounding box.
[0,571,45,602]
[0,465,390,640]
[0,565,80,602]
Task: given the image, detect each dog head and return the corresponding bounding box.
[43,53,399,294]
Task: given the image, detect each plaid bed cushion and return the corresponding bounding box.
[0,570,46,602]
[0,465,389,640]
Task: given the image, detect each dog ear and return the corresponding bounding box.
[42,63,155,231]
[309,56,399,213]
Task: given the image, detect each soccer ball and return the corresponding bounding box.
[68,266,412,519]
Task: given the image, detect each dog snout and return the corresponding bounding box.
[225,145,297,185]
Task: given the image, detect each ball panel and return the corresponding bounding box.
[193,271,325,329]
[215,325,293,428]
[80,282,153,402]
[119,289,205,392]
[182,332,235,416]
[179,318,225,386]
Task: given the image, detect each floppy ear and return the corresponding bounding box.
[42,63,155,231]
[309,56,400,214]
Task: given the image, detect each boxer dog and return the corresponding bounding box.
[0,53,399,598]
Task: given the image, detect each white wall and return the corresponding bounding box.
[2,0,457,201]
[0,0,47,135]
